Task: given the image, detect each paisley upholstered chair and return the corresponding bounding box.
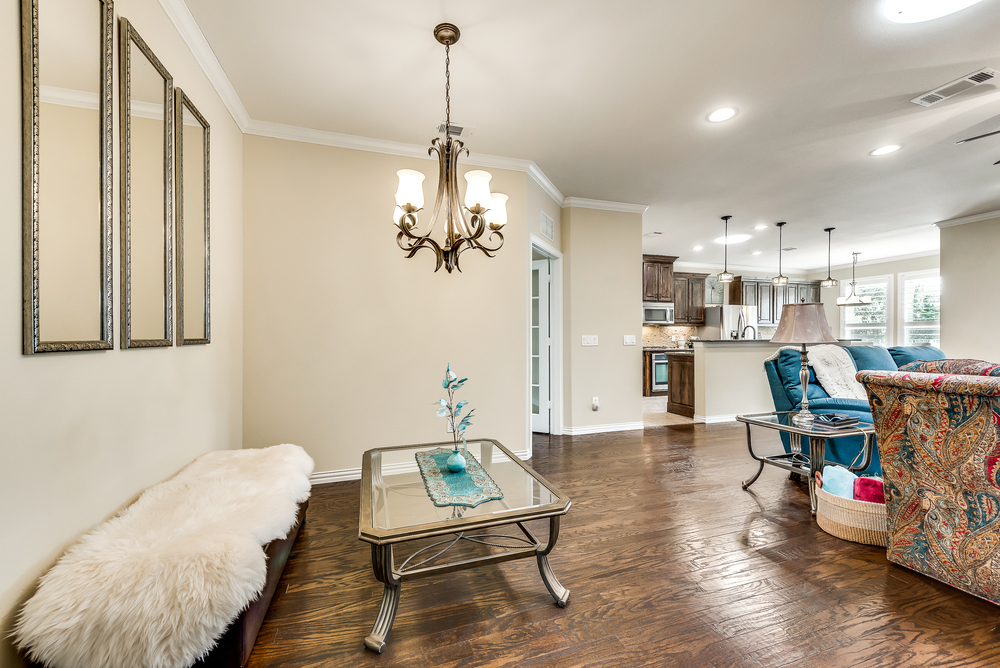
[858,359,1000,604]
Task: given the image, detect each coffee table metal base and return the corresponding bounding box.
[363,516,569,653]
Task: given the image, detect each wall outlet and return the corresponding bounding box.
[624,334,636,346]
[582,335,598,347]
[592,397,599,411]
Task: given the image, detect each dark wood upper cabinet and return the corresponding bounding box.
[729,276,823,326]
[673,272,707,325]
[642,255,677,303]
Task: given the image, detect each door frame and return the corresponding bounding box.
[529,235,563,438]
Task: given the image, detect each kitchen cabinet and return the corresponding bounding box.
[642,255,677,302]
[729,277,823,326]
[673,272,707,325]
[667,351,695,417]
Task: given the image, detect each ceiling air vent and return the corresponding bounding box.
[437,122,475,138]
[911,68,998,107]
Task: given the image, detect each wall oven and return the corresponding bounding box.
[652,353,669,392]
[643,302,674,325]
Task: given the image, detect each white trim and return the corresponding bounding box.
[308,448,531,486]
[40,86,99,110]
[935,209,1000,228]
[828,249,940,272]
[531,235,564,437]
[897,269,940,347]
[561,421,644,435]
[528,163,564,206]
[158,0,251,130]
[562,197,648,214]
[694,414,738,424]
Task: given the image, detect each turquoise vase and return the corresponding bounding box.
[446,445,466,472]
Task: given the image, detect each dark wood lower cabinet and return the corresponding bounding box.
[667,352,694,417]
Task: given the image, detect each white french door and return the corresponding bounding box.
[531,259,551,433]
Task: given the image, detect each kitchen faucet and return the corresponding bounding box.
[741,325,757,340]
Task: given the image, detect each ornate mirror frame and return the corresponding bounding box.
[174,89,210,345]
[21,0,114,354]
[119,17,173,349]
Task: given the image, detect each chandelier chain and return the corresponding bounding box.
[444,43,451,136]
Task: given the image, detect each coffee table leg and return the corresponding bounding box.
[536,516,570,607]
[808,436,826,516]
[364,544,401,653]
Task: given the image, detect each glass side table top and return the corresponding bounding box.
[359,439,571,544]
[737,411,875,437]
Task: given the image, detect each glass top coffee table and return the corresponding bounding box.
[736,411,876,515]
[359,438,572,653]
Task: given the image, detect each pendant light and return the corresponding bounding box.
[837,252,872,306]
[717,215,734,283]
[771,222,789,286]
[820,227,838,288]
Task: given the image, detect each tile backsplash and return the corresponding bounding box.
[642,325,697,347]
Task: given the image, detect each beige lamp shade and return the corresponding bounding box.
[770,303,838,345]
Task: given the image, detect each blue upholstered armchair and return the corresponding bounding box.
[763,345,945,476]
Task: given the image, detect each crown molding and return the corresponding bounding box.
[40,85,99,110]
[562,197,648,214]
[527,163,564,207]
[158,0,250,131]
[827,249,939,272]
[934,209,1000,228]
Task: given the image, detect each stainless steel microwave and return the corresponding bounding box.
[643,302,674,325]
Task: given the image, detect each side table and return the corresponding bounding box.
[736,411,876,514]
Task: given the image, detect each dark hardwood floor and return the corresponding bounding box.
[247,424,1000,667]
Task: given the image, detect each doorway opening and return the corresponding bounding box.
[530,237,562,436]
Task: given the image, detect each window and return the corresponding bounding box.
[841,275,893,346]
[899,270,940,347]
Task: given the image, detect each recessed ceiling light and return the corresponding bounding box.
[693,245,703,251]
[752,251,762,255]
[714,234,751,244]
[708,108,736,123]
[754,224,768,230]
[871,145,901,156]
[884,0,986,23]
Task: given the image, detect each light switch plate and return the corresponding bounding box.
[624,335,636,346]
[582,335,598,347]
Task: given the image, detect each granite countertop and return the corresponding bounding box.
[643,347,693,353]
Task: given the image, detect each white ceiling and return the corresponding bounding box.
[182,0,1000,272]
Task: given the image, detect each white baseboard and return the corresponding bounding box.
[309,449,531,486]
[694,414,738,424]
[561,421,645,436]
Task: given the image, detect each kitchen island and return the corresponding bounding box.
[691,339,867,423]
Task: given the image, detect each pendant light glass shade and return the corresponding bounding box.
[395,169,426,209]
[837,252,872,306]
[463,170,493,210]
[485,193,508,228]
[772,222,789,286]
[718,215,734,283]
[820,227,839,288]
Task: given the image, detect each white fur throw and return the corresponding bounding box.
[808,344,867,400]
[13,444,314,668]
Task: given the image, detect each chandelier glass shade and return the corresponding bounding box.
[771,222,789,286]
[820,227,839,288]
[393,23,507,273]
[717,215,734,283]
[837,252,872,306]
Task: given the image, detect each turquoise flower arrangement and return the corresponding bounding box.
[437,364,474,472]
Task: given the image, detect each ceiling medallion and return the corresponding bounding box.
[393,23,507,273]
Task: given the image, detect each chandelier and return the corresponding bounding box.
[717,215,734,283]
[393,23,507,273]
[837,252,872,306]
[820,227,838,288]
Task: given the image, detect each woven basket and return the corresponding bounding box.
[815,485,887,547]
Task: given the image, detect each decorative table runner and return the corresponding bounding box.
[415,447,504,508]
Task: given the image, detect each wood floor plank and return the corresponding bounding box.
[245,426,1000,667]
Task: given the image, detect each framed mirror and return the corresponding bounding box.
[120,18,173,348]
[21,0,114,354]
[174,89,210,345]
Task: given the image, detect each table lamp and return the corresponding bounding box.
[770,302,838,426]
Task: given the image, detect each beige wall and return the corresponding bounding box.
[940,217,1000,360]
[807,254,940,343]
[525,177,561,252]
[694,342,785,420]
[561,206,643,430]
[242,136,529,473]
[0,0,244,663]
